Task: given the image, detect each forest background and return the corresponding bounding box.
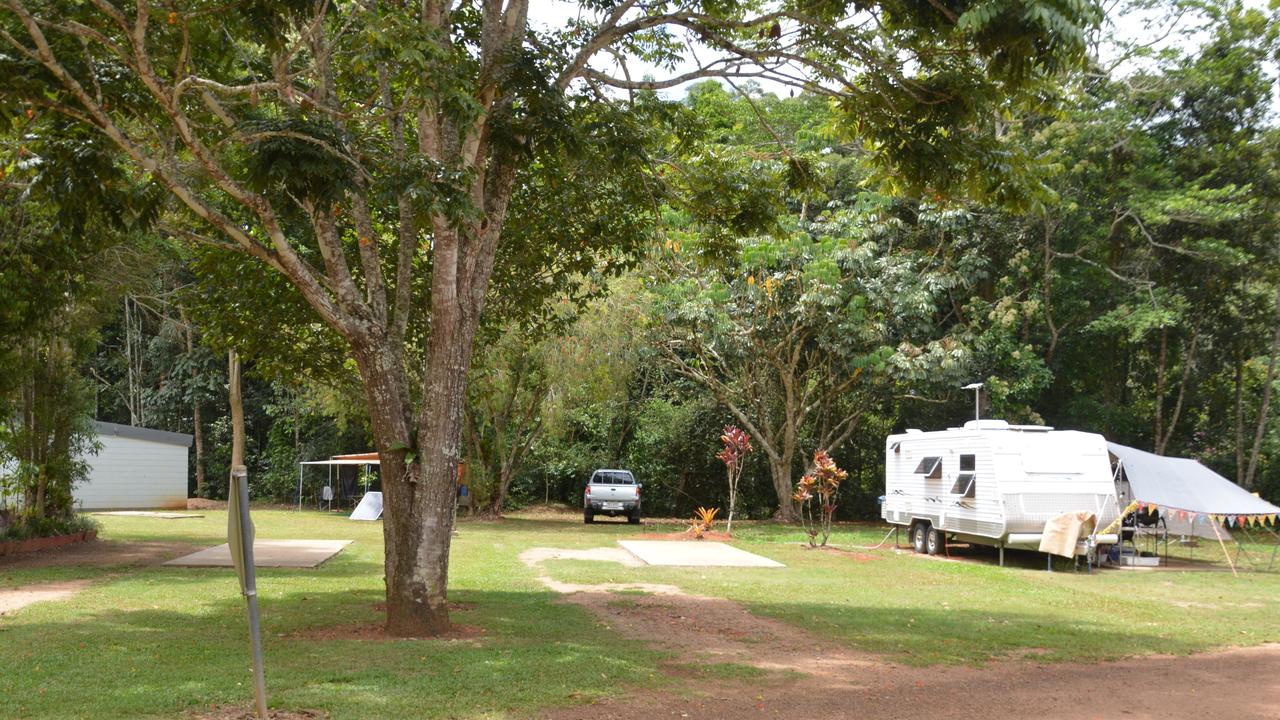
[3,0,1279,527]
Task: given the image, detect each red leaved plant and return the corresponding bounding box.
[716,425,753,534]
[794,449,847,547]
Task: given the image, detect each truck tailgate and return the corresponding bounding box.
[591,485,638,502]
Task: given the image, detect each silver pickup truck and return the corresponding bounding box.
[583,469,641,524]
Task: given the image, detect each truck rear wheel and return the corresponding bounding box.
[911,522,928,553]
[926,528,944,555]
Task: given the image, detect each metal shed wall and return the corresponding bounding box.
[74,422,192,510]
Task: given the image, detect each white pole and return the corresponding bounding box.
[962,382,984,423]
[296,464,303,512]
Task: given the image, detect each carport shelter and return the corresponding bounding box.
[297,453,380,510]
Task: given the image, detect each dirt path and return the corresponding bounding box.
[1,540,196,616]
[0,579,93,615]
[524,546,1280,720]
[0,539,195,571]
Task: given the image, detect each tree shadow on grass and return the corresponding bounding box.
[0,586,668,719]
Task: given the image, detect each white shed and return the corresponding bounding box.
[75,421,193,510]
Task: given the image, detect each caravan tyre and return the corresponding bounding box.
[911,523,928,553]
[926,528,943,555]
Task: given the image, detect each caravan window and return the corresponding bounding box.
[913,457,942,478]
[950,473,976,498]
[952,454,977,498]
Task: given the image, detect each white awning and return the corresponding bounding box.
[299,459,380,466]
[1108,442,1280,516]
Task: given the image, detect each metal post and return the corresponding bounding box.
[962,382,984,423]
[231,466,269,719]
[296,464,303,512]
[999,542,1004,567]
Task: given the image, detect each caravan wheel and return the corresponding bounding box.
[911,523,929,553]
[926,528,944,555]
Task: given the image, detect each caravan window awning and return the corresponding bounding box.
[1108,442,1280,516]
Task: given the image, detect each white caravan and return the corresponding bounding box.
[881,420,1121,564]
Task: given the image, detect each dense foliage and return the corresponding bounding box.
[2,0,1277,540]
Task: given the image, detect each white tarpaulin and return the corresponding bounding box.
[1108,442,1280,521]
[350,491,384,521]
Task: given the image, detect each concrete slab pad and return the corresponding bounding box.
[93,511,203,519]
[164,540,351,568]
[618,540,784,568]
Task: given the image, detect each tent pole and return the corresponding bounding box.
[1235,526,1255,570]
[1210,520,1237,577]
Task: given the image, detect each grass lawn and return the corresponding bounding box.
[1,509,1278,719]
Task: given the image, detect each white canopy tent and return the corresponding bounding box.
[297,454,380,511]
[1108,442,1280,570]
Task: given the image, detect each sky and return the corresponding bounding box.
[527,0,1277,100]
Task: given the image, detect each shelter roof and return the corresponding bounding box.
[94,420,193,447]
[1108,442,1280,516]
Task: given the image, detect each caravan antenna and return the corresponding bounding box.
[962,382,984,422]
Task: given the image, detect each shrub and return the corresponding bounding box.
[794,450,846,547]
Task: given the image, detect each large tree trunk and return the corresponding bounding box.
[391,337,472,635]
[489,471,511,517]
[768,454,796,522]
[355,293,482,636]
